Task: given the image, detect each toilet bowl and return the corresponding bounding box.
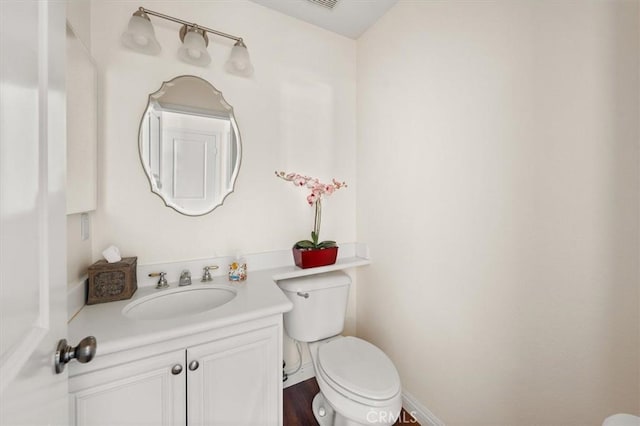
[309,336,402,426]
[277,272,402,426]
[603,414,640,426]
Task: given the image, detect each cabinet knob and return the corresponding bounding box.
[171,364,183,375]
[188,360,199,371]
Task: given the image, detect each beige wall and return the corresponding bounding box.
[356,1,639,425]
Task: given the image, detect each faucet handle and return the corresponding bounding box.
[149,272,169,289]
[201,265,219,282]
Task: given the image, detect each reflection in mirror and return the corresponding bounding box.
[139,75,241,216]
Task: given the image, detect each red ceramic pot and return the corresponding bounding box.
[292,246,339,269]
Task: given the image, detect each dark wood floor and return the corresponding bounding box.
[284,378,419,425]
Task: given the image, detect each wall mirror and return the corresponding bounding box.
[139,75,241,216]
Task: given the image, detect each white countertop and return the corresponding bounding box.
[68,268,294,356]
[69,244,371,357]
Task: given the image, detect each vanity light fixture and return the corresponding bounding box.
[121,9,161,55]
[121,7,254,76]
[177,26,211,66]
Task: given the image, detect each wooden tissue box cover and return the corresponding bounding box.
[87,257,137,305]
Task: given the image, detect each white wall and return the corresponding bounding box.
[66,0,94,287]
[357,1,639,425]
[66,213,92,285]
[90,0,356,266]
[66,0,91,47]
[85,0,638,422]
[90,0,357,370]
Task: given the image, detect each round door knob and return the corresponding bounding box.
[188,360,199,371]
[171,364,183,375]
[54,336,97,374]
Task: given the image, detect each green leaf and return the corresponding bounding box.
[317,240,337,248]
[295,240,316,249]
[311,231,319,245]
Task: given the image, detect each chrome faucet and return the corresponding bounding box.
[149,272,168,289]
[179,269,192,286]
[201,265,219,282]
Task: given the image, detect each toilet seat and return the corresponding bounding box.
[317,336,401,406]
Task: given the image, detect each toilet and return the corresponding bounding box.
[603,414,640,426]
[277,271,402,426]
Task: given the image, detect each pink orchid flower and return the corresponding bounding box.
[306,193,318,205]
[275,170,348,250]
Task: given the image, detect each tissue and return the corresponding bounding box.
[102,245,122,263]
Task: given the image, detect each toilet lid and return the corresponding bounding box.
[318,337,400,401]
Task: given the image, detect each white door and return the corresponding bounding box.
[0,1,69,425]
[162,130,218,201]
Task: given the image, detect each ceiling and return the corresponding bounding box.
[248,0,399,39]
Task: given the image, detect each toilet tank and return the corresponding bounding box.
[276,271,351,342]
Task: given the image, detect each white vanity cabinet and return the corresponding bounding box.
[187,325,280,425]
[69,350,186,426]
[69,317,282,426]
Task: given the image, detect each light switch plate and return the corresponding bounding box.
[81,212,90,241]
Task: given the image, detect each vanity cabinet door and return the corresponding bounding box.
[69,350,186,426]
[186,325,281,426]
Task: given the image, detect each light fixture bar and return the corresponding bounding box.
[138,7,243,43]
[123,7,254,76]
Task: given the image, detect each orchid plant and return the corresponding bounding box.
[275,171,347,250]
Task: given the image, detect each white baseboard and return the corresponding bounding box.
[283,361,315,388]
[402,390,444,426]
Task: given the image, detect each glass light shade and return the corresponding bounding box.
[225,42,254,77]
[178,31,211,66]
[121,15,161,55]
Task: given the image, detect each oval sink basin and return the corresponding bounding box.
[122,285,238,320]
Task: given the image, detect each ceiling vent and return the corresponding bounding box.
[306,0,339,9]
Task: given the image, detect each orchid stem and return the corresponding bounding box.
[314,199,322,244]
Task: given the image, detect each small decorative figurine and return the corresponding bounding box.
[228,259,247,281]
